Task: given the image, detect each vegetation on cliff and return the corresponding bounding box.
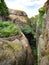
[38,7,46,32]
[0,22,21,37]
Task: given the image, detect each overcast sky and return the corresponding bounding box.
[5,0,47,18]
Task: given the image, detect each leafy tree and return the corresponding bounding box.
[0,0,9,20]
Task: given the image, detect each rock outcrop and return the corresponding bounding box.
[9,9,27,17]
[0,33,33,65]
[0,22,33,65]
[38,0,49,65]
[0,9,28,27]
[7,9,28,28]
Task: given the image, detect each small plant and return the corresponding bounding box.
[0,22,21,37]
[39,7,46,14]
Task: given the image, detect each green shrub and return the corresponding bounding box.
[0,22,21,37]
[21,25,32,34]
[38,7,46,29]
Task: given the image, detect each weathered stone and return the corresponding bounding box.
[38,35,46,62]
[38,2,49,65]
[9,9,27,17]
[0,33,33,65]
[20,33,33,65]
[8,9,28,28]
[40,56,49,65]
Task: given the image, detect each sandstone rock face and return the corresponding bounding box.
[38,3,49,65]
[8,15,27,27]
[38,34,49,65]
[0,9,28,26]
[40,56,49,65]
[0,33,33,65]
[8,9,28,27]
[9,9,27,17]
[38,35,45,61]
[46,5,49,40]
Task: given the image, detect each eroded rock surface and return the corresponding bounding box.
[38,1,49,65]
[0,33,33,65]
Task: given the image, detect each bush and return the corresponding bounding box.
[21,25,32,34]
[38,7,46,30]
[0,22,21,37]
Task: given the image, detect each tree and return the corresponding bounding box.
[0,0,9,20]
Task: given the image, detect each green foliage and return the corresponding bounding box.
[21,25,32,34]
[39,7,46,14]
[0,22,21,37]
[31,45,38,65]
[38,7,46,29]
[21,16,37,37]
[29,17,36,34]
[21,17,36,35]
[28,16,38,65]
[0,0,9,16]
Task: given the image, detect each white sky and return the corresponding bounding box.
[5,0,47,18]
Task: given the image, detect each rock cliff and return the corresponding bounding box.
[38,0,49,65]
[7,9,29,28]
[0,22,33,65]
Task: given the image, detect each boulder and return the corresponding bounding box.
[0,38,26,65]
[9,9,27,17]
[0,33,33,65]
[7,9,28,27]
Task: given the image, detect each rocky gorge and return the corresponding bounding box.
[0,1,34,64]
[0,0,49,65]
